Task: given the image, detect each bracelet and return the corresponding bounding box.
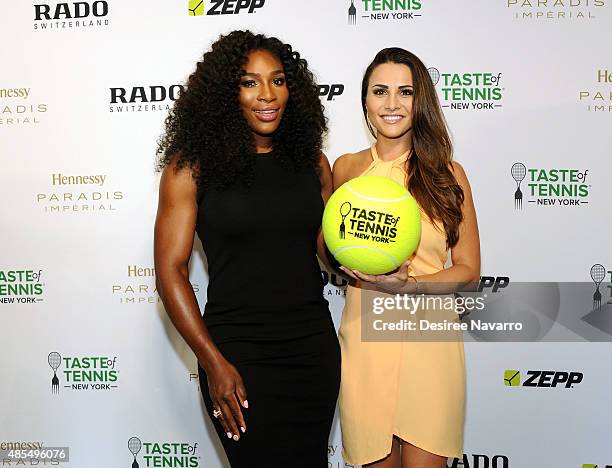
[408,275,419,294]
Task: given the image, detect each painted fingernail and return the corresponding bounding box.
[226,432,232,439]
[243,400,249,408]
[233,434,239,441]
[240,426,246,433]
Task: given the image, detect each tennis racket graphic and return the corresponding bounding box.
[339,202,352,239]
[511,163,527,209]
[128,437,142,468]
[590,264,606,310]
[427,67,440,86]
[48,352,61,395]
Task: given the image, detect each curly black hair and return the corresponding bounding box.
[156,30,327,192]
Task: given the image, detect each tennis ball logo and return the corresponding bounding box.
[323,176,421,275]
[504,370,520,386]
[188,0,204,16]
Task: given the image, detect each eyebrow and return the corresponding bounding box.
[242,70,285,77]
[372,84,414,89]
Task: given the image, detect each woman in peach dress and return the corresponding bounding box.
[332,48,480,468]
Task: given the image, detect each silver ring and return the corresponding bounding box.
[212,409,222,418]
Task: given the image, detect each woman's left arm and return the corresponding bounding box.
[415,161,481,289]
[316,153,336,270]
[348,161,481,294]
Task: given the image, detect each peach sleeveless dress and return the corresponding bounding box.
[338,145,465,464]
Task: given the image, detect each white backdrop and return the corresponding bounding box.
[1,0,611,467]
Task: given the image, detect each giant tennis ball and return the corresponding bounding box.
[323,175,421,275]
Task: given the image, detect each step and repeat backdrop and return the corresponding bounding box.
[1,0,611,467]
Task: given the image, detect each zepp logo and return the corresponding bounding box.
[504,370,583,388]
[189,0,265,16]
[479,276,509,293]
[318,84,345,101]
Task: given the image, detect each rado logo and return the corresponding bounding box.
[34,1,109,20]
[109,85,184,104]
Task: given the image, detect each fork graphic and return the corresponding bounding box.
[593,287,602,310]
[348,0,356,25]
[52,372,59,394]
[514,184,523,209]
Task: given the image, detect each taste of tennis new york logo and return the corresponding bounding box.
[510,163,590,210]
[338,202,400,244]
[428,68,504,111]
[127,437,200,468]
[581,263,612,335]
[33,1,110,30]
[47,352,119,394]
[347,0,423,25]
[0,270,45,304]
[188,0,265,16]
[589,263,611,310]
[505,0,606,21]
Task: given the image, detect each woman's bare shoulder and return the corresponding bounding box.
[331,148,372,188]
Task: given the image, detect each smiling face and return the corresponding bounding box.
[239,49,289,142]
[365,62,414,140]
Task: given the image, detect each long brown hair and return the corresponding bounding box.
[362,48,464,248]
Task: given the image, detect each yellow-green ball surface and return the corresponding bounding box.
[323,175,421,275]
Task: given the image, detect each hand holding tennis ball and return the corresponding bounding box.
[322,175,422,276]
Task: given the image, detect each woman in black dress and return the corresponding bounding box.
[154,30,340,467]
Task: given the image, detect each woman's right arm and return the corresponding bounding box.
[154,158,247,441]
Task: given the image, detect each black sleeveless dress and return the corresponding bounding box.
[196,150,341,467]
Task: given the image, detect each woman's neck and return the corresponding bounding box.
[375,135,412,162]
[253,133,273,154]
